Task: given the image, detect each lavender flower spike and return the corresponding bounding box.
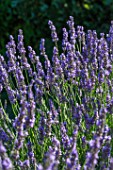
[48,20,59,44]
[0,141,13,170]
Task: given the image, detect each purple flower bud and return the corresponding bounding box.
[0,142,6,153]
[40,38,46,56]
[0,84,3,93]
[2,158,13,170]
[37,164,44,170]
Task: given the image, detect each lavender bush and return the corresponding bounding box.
[1,16,113,170]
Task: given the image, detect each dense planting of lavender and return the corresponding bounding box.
[1,16,113,170]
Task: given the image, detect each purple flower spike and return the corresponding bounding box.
[62,28,68,52]
[28,46,36,64]
[0,142,13,170]
[40,38,46,56]
[48,20,59,43]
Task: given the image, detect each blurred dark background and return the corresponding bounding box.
[0,0,113,55]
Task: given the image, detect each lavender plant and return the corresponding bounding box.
[1,16,113,170]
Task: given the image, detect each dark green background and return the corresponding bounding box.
[0,0,113,55]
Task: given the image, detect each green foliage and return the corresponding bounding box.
[0,0,113,55]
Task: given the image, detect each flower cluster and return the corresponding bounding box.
[0,16,113,169]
